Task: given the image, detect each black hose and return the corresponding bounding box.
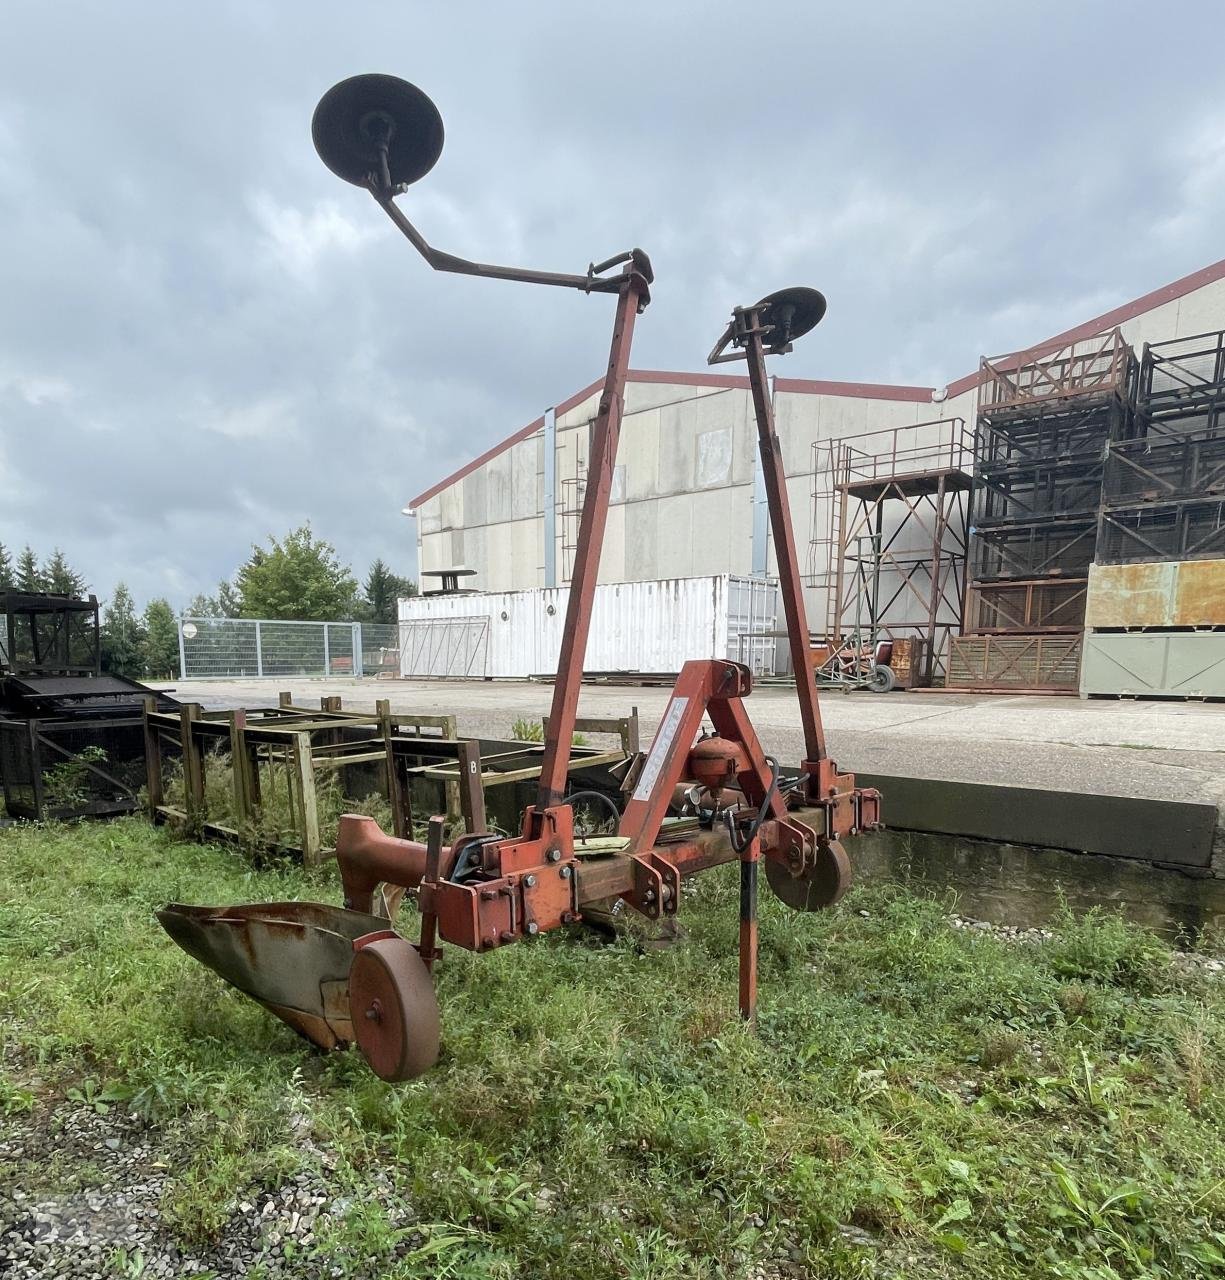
[566,789,622,839]
[725,757,780,854]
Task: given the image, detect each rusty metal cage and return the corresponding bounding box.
[978,328,1137,419]
[0,592,178,821]
[0,714,148,820]
[1097,499,1225,565]
[1103,429,1225,506]
[1,592,100,677]
[973,454,1107,526]
[966,578,1089,633]
[971,516,1098,581]
[947,633,1083,692]
[1137,328,1225,424]
[962,332,1139,666]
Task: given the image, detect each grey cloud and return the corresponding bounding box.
[2,0,1224,606]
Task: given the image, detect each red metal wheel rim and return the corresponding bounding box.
[765,840,852,912]
[349,937,440,1081]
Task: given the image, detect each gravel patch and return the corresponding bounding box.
[0,1099,343,1279]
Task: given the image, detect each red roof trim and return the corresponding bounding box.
[943,369,981,399]
[629,369,750,391]
[1003,256,1225,360]
[407,256,1225,509]
[774,377,933,402]
[941,256,1225,397]
[552,376,604,419]
[408,415,545,510]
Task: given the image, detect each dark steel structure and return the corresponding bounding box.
[0,592,177,820]
[953,330,1139,690]
[1,591,99,678]
[1098,330,1225,565]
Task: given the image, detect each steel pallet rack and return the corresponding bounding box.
[1098,330,1225,566]
[952,329,1138,690]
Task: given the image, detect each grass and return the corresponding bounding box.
[162,745,399,853]
[509,717,587,747]
[0,818,1223,1278]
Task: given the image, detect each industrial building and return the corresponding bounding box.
[406,258,1225,694]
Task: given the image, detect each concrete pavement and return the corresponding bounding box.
[159,677,1225,814]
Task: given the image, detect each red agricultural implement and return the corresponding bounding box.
[159,75,881,1081]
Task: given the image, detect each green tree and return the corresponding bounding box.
[185,579,241,619]
[16,546,42,593]
[100,583,146,678]
[43,548,87,598]
[362,558,418,624]
[215,578,242,618]
[236,524,358,621]
[142,598,179,679]
[0,542,13,591]
[186,592,217,618]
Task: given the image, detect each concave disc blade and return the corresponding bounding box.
[349,936,441,1081]
[312,73,444,187]
[754,286,827,348]
[765,840,851,912]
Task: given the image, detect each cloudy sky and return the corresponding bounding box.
[3,1,1225,609]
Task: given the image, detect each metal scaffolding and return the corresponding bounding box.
[813,419,972,684]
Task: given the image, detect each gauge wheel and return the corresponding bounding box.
[765,840,852,911]
[349,936,440,1081]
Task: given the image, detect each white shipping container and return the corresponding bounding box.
[397,574,778,679]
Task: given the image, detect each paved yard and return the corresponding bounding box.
[159,677,1225,813]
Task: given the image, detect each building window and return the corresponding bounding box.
[610,464,626,503]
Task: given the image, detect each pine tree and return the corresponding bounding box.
[43,548,87,598]
[100,583,146,678]
[362,558,417,624]
[142,599,180,679]
[16,546,42,593]
[185,580,241,619]
[186,592,217,618]
[215,579,242,618]
[0,542,13,591]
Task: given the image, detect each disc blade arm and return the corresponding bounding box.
[371,187,651,302]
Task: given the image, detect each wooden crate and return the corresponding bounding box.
[947,634,1082,692]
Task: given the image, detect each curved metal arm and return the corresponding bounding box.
[369,184,653,306]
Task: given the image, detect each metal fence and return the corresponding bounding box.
[178,618,402,679]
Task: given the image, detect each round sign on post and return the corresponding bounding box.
[181,622,198,640]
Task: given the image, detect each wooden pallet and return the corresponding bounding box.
[947,634,1082,692]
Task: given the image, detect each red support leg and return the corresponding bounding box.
[743,325,829,767]
[536,275,649,810]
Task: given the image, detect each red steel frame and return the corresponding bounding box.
[338,293,881,1027]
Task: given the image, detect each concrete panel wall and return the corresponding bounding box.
[410,276,1225,604]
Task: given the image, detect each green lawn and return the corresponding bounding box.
[1,818,1222,1279]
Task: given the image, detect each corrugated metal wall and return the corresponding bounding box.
[397,574,777,679]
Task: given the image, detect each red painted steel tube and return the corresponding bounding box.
[536,276,647,808]
[336,814,432,913]
[743,323,829,763]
